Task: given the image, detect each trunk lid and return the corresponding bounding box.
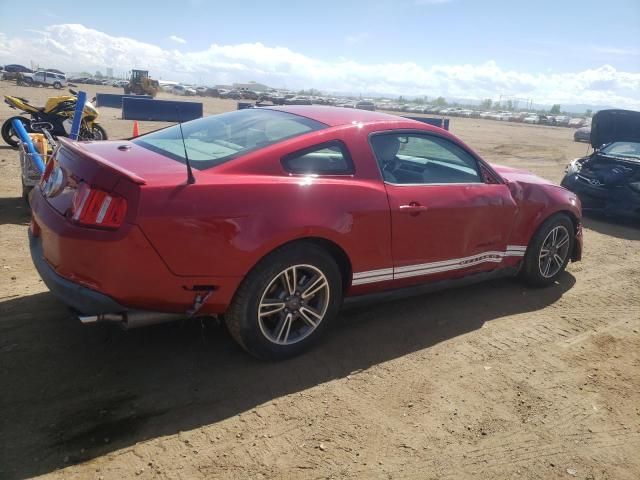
[44,138,187,219]
[57,138,191,184]
[591,109,640,149]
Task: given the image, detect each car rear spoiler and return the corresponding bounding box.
[57,137,146,185]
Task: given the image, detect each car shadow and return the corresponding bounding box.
[0,196,30,226]
[582,212,640,241]
[0,273,575,479]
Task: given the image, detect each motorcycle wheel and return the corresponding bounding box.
[91,124,108,141]
[2,116,31,147]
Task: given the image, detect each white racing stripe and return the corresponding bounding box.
[352,245,527,285]
[352,267,394,286]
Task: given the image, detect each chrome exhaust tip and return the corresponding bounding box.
[78,313,126,324]
[77,311,186,329]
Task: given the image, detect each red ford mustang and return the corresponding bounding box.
[29,106,582,359]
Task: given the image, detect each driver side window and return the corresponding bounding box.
[370,133,483,184]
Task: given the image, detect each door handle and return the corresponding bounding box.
[399,202,428,213]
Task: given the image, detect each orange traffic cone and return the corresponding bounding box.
[132,121,140,137]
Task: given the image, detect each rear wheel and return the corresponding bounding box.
[90,124,108,140]
[2,116,31,147]
[521,213,574,287]
[225,243,342,359]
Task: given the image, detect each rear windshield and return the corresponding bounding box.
[133,108,326,170]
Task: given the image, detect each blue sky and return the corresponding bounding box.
[1,0,639,107]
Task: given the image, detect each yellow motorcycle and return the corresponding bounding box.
[2,89,107,147]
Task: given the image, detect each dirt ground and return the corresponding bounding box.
[1,83,639,480]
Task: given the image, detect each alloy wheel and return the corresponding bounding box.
[258,264,330,345]
[538,225,570,278]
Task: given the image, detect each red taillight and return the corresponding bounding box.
[40,159,55,185]
[71,182,127,229]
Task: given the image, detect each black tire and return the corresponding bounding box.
[225,242,343,360]
[91,124,108,141]
[53,82,62,89]
[2,116,31,147]
[521,213,574,287]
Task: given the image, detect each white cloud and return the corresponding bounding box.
[0,24,638,109]
[168,35,187,45]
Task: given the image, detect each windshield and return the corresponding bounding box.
[601,141,640,160]
[133,108,326,170]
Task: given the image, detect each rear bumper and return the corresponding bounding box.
[29,188,242,315]
[29,230,128,315]
[561,174,640,219]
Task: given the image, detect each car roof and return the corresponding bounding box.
[263,105,407,127]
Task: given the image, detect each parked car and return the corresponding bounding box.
[523,115,539,124]
[573,126,591,142]
[1,64,33,80]
[29,106,582,359]
[285,96,313,105]
[241,90,260,100]
[569,117,587,128]
[220,89,243,99]
[20,70,67,89]
[561,109,640,218]
[203,87,220,97]
[355,101,376,111]
[171,84,196,96]
[511,112,530,122]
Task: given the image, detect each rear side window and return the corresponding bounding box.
[282,141,354,175]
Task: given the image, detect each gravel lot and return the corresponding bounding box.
[1,82,639,480]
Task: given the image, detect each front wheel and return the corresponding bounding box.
[2,116,31,147]
[53,82,62,89]
[521,213,574,287]
[225,243,343,359]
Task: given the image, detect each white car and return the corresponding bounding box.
[523,115,540,124]
[22,70,67,89]
[568,117,587,128]
[171,85,197,96]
